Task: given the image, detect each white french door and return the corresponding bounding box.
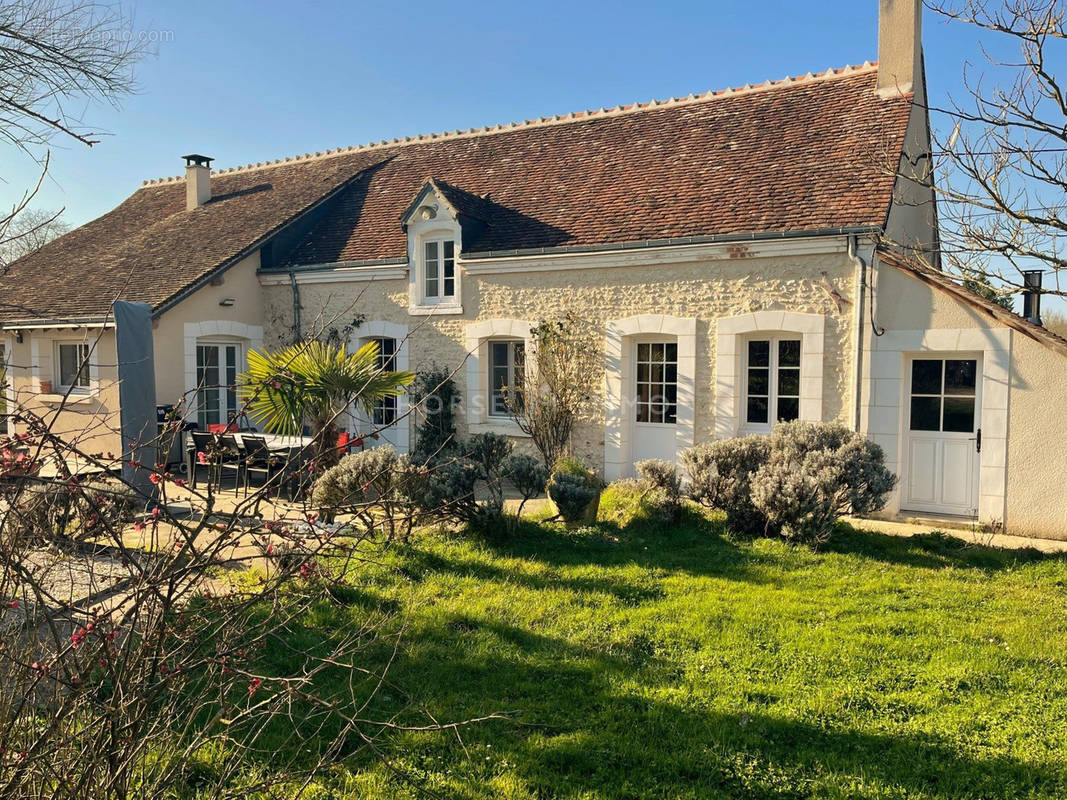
[630,338,678,469]
[351,337,404,450]
[196,342,241,429]
[902,355,981,516]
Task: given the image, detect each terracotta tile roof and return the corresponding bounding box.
[877,248,1067,359]
[284,64,913,265]
[0,63,913,323]
[0,151,388,324]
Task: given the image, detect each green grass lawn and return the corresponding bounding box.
[258,510,1067,799]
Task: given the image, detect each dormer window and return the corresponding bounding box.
[424,239,455,301]
[404,180,472,315]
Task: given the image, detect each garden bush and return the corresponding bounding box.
[311,446,426,536]
[501,452,548,518]
[411,367,461,462]
[750,421,896,543]
[411,433,548,529]
[599,460,682,528]
[682,421,896,543]
[682,436,771,535]
[547,457,602,523]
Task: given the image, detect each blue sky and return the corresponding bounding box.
[4,0,995,227]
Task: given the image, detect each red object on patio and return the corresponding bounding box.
[336,432,350,452]
[208,422,238,434]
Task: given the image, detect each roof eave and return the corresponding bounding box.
[462,225,883,260]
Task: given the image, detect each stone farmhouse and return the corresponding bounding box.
[2,0,1066,537]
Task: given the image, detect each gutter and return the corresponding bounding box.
[847,236,868,431]
[462,225,882,261]
[1,317,114,330]
[289,267,302,343]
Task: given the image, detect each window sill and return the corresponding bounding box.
[408,303,463,316]
[469,419,530,438]
[738,424,772,436]
[38,392,97,405]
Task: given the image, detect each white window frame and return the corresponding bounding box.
[406,192,463,315]
[487,338,525,418]
[422,238,457,304]
[465,319,534,435]
[55,341,92,394]
[740,334,802,433]
[369,336,399,426]
[195,340,243,429]
[633,340,678,426]
[715,311,825,439]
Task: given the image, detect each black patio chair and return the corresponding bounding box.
[187,430,217,489]
[215,434,243,490]
[242,435,286,496]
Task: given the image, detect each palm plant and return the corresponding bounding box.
[239,340,414,474]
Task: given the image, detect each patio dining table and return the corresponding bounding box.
[232,433,313,452]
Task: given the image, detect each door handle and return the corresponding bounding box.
[974,428,982,454]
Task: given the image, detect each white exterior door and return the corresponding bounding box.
[902,356,981,516]
[630,339,678,469]
[195,342,241,429]
[352,336,403,450]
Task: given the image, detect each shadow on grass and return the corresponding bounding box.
[823,524,1060,572]
[468,506,780,584]
[345,605,1065,799]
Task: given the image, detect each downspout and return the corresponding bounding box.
[848,236,867,431]
[289,268,302,343]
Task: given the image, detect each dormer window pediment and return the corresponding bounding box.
[404,181,465,316]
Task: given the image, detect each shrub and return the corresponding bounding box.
[749,421,896,543]
[547,472,598,523]
[411,367,461,462]
[682,436,770,536]
[463,432,512,481]
[412,456,483,525]
[411,434,529,529]
[682,422,896,544]
[635,458,682,520]
[312,446,426,538]
[552,456,590,479]
[313,446,394,511]
[547,457,602,523]
[501,453,548,518]
[599,478,677,528]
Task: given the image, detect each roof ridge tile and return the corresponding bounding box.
[140,61,882,186]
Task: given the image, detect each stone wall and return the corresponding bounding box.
[263,249,858,470]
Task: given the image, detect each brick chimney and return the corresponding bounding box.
[182,154,213,210]
[877,0,922,98]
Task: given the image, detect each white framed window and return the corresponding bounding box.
[423,239,456,302]
[196,341,241,429]
[56,342,91,393]
[488,339,524,417]
[370,337,398,426]
[634,341,678,425]
[743,336,801,430]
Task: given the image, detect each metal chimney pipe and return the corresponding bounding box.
[1022,270,1043,326]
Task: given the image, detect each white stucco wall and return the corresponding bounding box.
[872,260,1067,539]
[152,250,266,419]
